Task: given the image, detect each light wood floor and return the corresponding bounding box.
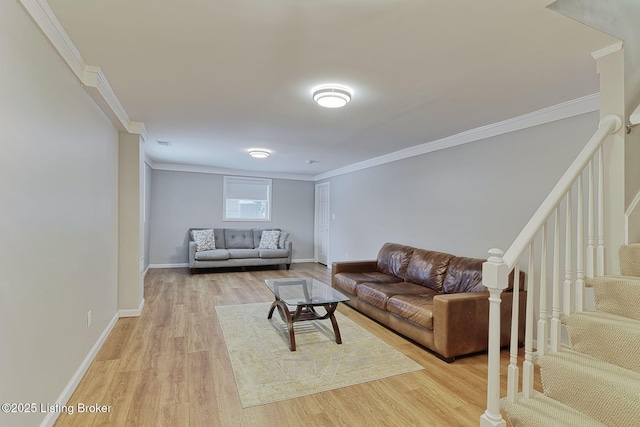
[54,263,525,427]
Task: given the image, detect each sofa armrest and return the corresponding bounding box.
[285,240,293,263]
[331,260,378,275]
[189,241,197,267]
[432,290,526,359]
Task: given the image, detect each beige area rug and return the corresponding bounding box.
[215,302,424,408]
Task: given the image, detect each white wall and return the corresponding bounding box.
[149,170,315,265]
[118,133,144,311]
[320,112,600,264]
[144,162,153,270]
[0,2,119,426]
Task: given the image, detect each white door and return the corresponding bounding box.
[315,182,330,265]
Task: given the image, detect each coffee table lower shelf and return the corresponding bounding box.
[267,300,342,352]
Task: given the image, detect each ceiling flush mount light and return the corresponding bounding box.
[312,84,353,108]
[249,149,270,159]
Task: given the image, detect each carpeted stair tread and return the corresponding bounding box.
[619,243,640,277]
[562,311,640,373]
[502,392,605,427]
[535,350,640,426]
[585,275,640,320]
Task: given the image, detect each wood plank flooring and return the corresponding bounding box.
[54,263,526,426]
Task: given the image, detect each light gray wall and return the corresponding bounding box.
[320,112,600,264]
[0,2,119,426]
[149,170,315,264]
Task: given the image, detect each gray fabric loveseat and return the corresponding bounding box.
[188,228,292,273]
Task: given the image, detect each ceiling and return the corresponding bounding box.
[46,0,618,178]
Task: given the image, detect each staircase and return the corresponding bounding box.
[478,113,640,427]
[501,244,640,426]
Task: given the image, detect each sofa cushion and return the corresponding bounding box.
[376,243,415,279]
[357,281,428,311]
[443,256,485,293]
[259,249,289,259]
[387,293,438,330]
[191,228,216,251]
[405,248,455,293]
[258,230,280,249]
[194,249,230,261]
[333,272,399,294]
[225,229,254,249]
[228,249,259,259]
[213,228,226,249]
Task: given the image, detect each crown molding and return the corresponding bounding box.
[19,0,85,79]
[151,162,316,182]
[81,65,129,132]
[19,0,144,135]
[315,93,600,181]
[143,152,155,168]
[128,121,148,140]
[591,41,624,60]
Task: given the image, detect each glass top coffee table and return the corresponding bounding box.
[265,277,350,351]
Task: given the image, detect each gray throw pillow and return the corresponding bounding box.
[259,230,280,249]
[192,229,216,252]
[278,231,289,249]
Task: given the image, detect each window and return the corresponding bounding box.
[223,176,272,221]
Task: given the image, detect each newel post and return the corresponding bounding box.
[480,248,509,427]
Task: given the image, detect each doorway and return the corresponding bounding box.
[314,182,330,265]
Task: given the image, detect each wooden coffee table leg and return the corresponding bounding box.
[326,303,342,344]
[287,307,296,352]
[267,301,278,319]
[268,299,297,351]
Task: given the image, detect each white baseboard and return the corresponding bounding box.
[148,263,189,269]
[40,312,119,427]
[148,260,316,268]
[119,298,145,318]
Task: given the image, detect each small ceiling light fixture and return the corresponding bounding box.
[248,149,270,159]
[312,84,353,108]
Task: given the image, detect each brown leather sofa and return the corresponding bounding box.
[332,242,525,362]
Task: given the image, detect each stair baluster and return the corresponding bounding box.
[587,160,596,278]
[522,245,535,398]
[537,224,548,356]
[563,189,573,315]
[550,207,562,352]
[507,265,520,402]
[597,147,606,276]
[576,174,585,311]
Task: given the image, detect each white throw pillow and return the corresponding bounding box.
[192,229,216,252]
[278,231,289,249]
[259,230,280,249]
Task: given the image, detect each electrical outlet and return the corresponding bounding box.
[345,252,349,259]
[87,310,92,328]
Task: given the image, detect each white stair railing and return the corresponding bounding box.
[479,115,622,427]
